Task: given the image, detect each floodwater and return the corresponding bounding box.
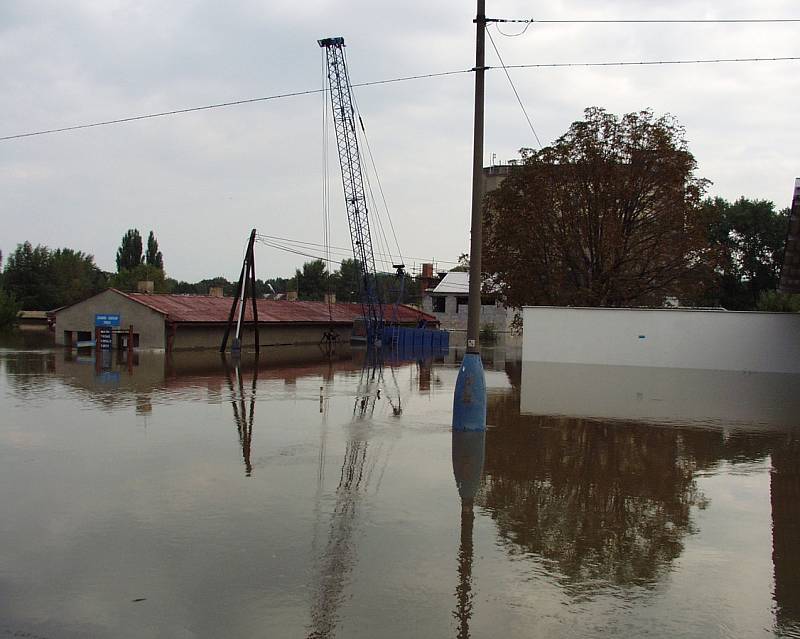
[1,332,799,638]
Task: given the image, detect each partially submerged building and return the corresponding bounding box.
[53,288,435,351]
[779,178,800,294]
[421,271,514,333]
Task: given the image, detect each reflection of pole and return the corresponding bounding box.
[455,509,474,639]
[451,430,486,639]
[453,0,487,432]
[223,355,257,476]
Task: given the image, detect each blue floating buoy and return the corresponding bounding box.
[452,352,486,432]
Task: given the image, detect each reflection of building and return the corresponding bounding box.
[771,435,800,633]
[53,289,435,351]
[485,364,799,599]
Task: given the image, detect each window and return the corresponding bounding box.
[433,296,446,313]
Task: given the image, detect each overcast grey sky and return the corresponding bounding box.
[1,1,798,282]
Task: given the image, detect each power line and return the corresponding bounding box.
[501,56,800,70]
[485,27,542,147]
[255,232,462,266]
[488,17,800,24]
[3,57,799,142]
[0,69,471,142]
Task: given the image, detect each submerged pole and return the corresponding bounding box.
[453,0,487,432]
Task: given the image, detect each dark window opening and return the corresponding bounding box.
[432,297,446,313]
[456,296,469,311]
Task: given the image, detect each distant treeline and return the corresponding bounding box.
[2,188,798,331]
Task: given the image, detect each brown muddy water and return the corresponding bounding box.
[1,331,798,638]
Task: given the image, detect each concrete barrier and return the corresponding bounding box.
[522,306,800,374]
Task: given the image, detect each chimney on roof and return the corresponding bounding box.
[324,292,336,305]
[287,290,298,301]
[208,286,224,298]
[136,280,154,294]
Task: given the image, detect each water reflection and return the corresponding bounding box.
[222,356,258,476]
[2,336,799,637]
[492,360,800,634]
[452,430,485,639]
[772,434,800,635]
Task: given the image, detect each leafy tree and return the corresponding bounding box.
[49,248,108,307]
[3,242,53,309]
[451,253,470,272]
[295,260,329,301]
[757,290,800,313]
[0,287,20,330]
[699,197,789,310]
[257,277,290,298]
[484,107,714,308]
[145,230,164,269]
[3,242,106,309]
[116,229,143,271]
[111,264,167,293]
[333,258,361,302]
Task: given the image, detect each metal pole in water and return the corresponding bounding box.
[453,0,487,432]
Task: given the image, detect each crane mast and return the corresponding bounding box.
[318,37,384,343]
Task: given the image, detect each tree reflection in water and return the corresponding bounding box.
[481,405,700,590]
[481,361,797,605]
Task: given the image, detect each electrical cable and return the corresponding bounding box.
[488,17,800,24]
[254,232,462,266]
[4,57,798,142]
[348,83,405,267]
[344,47,398,276]
[0,69,472,142]
[502,56,800,69]
[485,27,542,148]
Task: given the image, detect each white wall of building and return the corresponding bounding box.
[522,306,800,374]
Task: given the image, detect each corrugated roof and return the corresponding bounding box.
[431,271,470,295]
[122,291,434,325]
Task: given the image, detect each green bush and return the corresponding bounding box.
[0,288,21,330]
[479,322,497,343]
[757,290,800,312]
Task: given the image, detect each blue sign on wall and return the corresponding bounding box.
[95,313,121,327]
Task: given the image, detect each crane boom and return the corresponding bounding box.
[319,37,383,343]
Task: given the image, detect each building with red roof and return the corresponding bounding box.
[53,288,436,351]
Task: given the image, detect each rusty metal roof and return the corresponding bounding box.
[779,178,800,294]
[121,291,435,325]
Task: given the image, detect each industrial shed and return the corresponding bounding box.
[53,288,436,351]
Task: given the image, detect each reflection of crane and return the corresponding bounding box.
[352,347,404,419]
[318,36,405,344]
[307,371,396,638]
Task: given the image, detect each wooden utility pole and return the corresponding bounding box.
[220,229,260,354]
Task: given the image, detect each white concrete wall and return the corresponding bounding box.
[522,306,800,373]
